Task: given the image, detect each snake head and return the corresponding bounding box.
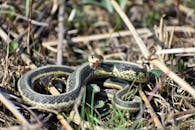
[88,55,104,70]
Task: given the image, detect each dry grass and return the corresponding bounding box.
[0,0,194,129]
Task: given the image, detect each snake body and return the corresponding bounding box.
[18,60,149,111]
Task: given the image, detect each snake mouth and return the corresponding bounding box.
[92,59,100,70]
[88,55,104,70]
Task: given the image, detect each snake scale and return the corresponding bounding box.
[18,56,149,111]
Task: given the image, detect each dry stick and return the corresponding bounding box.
[0,11,48,27]
[68,9,76,21]
[57,0,65,65]
[51,0,59,14]
[168,108,195,120]
[46,98,73,130]
[0,93,30,126]
[57,114,74,130]
[30,106,73,130]
[42,29,153,53]
[65,28,152,43]
[159,15,168,61]
[162,26,195,33]
[0,27,10,84]
[167,27,174,49]
[0,124,41,130]
[139,90,163,129]
[111,1,150,58]
[111,0,195,129]
[178,4,194,15]
[156,47,195,55]
[27,0,33,54]
[0,27,11,43]
[164,27,174,60]
[159,15,166,42]
[176,54,195,57]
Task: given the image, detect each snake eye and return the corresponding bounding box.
[91,55,94,59]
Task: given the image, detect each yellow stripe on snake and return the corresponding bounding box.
[18,55,149,112]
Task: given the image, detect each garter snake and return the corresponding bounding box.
[18,55,149,111]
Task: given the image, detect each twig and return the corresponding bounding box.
[0,27,11,43]
[139,90,164,129]
[168,108,195,120]
[51,0,59,14]
[156,47,195,55]
[42,29,153,53]
[57,0,65,65]
[0,93,30,126]
[16,103,42,126]
[57,114,74,130]
[159,26,195,33]
[178,4,194,15]
[64,28,152,42]
[167,27,174,50]
[0,3,48,27]
[0,44,11,87]
[68,9,76,21]
[159,15,166,42]
[0,124,41,130]
[164,27,175,60]
[0,11,48,27]
[151,60,195,98]
[176,53,195,57]
[27,0,33,54]
[111,0,150,58]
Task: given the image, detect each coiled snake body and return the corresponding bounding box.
[18,57,149,111]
